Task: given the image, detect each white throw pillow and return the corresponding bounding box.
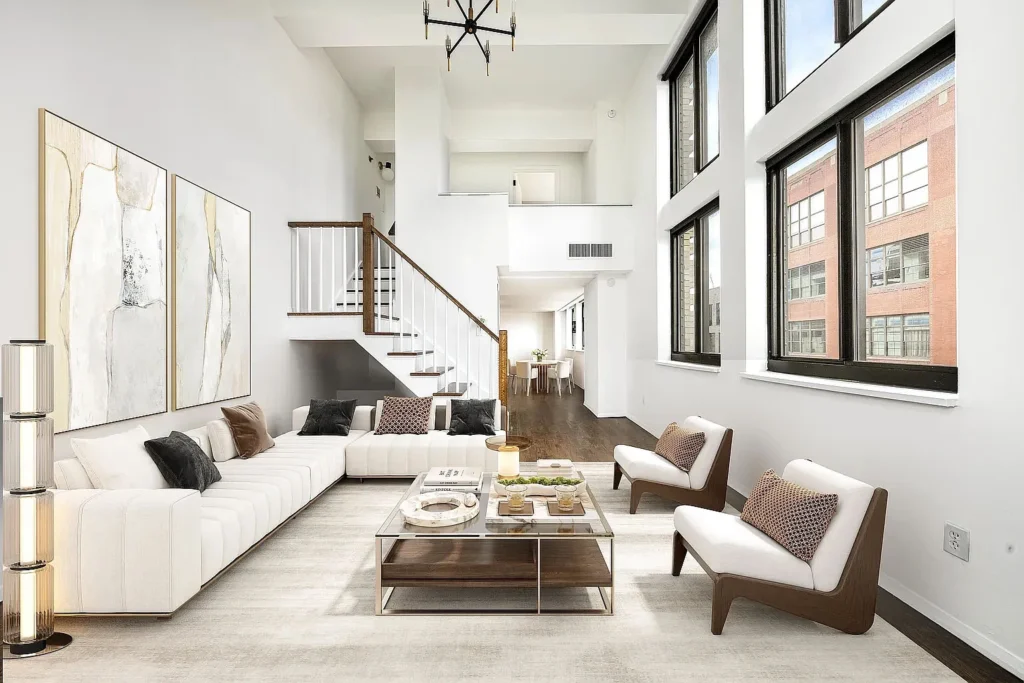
[70,426,168,490]
[206,418,238,462]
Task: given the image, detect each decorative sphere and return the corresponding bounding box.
[463,493,478,508]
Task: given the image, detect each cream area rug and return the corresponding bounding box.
[10,463,957,682]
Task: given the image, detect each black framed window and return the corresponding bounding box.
[672,198,721,365]
[766,0,896,109]
[663,1,719,194]
[767,35,956,392]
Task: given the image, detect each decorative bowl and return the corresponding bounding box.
[493,476,585,498]
[400,492,481,527]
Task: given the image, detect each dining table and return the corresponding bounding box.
[528,359,560,395]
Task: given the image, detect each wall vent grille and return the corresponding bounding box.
[567,243,613,259]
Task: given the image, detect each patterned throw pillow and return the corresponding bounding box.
[741,469,839,561]
[375,396,433,435]
[654,423,706,471]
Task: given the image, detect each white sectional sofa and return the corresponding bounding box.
[51,401,502,615]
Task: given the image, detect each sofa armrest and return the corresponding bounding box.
[54,489,202,614]
[292,405,310,431]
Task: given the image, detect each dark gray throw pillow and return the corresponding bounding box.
[144,431,222,492]
[447,399,497,436]
[299,398,358,436]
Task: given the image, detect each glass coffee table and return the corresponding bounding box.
[375,472,614,615]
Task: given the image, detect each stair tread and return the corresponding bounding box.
[388,351,434,356]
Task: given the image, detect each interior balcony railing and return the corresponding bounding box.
[288,214,508,403]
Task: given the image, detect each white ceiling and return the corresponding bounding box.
[276,0,691,111]
[499,274,593,312]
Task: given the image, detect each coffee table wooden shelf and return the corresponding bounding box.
[375,473,614,615]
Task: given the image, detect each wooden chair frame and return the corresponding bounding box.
[672,488,888,635]
[613,429,733,514]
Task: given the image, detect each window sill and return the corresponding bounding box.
[740,370,957,407]
[656,360,721,374]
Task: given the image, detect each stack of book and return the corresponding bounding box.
[420,467,483,493]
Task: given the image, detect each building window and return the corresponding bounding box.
[564,299,584,352]
[671,199,721,365]
[866,314,931,359]
[664,1,719,194]
[786,319,826,356]
[788,191,826,247]
[867,235,930,288]
[788,261,826,300]
[766,0,896,107]
[767,38,956,392]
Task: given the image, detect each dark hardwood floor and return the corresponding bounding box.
[506,382,655,462]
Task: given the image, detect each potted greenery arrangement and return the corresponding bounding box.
[531,348,548,362]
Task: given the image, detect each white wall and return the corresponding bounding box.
[450,152,585,204]
[0,0,366,451]
[623,0,1024,676]
[501,310,555,364]
[583,276,627,417]
[394,67,506,326]
[584,101,631,204]
[507,205,635,273]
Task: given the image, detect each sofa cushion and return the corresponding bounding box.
[221,402,275,458]
[654,423,706,472]
[213,470,300,518]
[207,419,239,462]
[443,399,502,431]
[613,445,690,489]
[447,399,497,436]
[675,506,814,589]
[184,427,213,459]
[200,497,257,551]
[741,469,839,562]
[782,460,875,592]
[200,488,272,537]
[375,396,433,435]
[55,458,95,490]
[298,398,358,436]
[346,431,502,477]
[71,426,168,490]
[144,431,222,492]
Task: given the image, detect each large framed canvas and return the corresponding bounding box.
[171,175,251,410]
[39,110,168,433]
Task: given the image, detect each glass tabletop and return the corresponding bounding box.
[375,472,613,539]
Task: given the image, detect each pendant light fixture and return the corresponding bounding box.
[423,0,517,75]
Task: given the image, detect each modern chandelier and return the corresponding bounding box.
[422,0,517,75]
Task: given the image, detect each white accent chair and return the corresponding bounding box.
[672,459,887,635]
[549,359,573,396]
[514,360,538,396]
[613,416,733,513]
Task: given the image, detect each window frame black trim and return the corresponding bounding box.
[671,197,722,367]
[765,34,956,393]
[663,0,720,196]
[765,0,898,111]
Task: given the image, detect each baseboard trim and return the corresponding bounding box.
[724,486,1021,682]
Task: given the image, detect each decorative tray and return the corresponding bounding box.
[485,493,599,525]
[493,475,586,497]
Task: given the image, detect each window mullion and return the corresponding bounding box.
[835,0,851,44]
[837,121,856,363]
[694,218,705,354]
[693,44,703,171]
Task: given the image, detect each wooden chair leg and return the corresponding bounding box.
[613,462,622,490]
[629,486,643,514]
[711,579,736,635]
[672,531,687,576]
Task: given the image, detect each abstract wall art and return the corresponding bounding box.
[172,176,251,410]
[39,110,168,433]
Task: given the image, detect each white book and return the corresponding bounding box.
[423,467,482,487]
[536,459,574,472]
[420,484,483,494]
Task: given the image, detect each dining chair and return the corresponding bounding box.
[549,359,573,396]
[514,360,538,396]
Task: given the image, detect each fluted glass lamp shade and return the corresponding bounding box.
[4,492,54,567]
[3,417,54,491]
[1,343,54,416]
[3,565,54,648]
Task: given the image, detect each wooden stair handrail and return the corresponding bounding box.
[368,225,499,342]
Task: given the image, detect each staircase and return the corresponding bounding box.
[287,215,508,402]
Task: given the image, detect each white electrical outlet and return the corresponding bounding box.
[943,523,970,562]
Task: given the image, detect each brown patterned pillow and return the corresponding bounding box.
[654,423,706,471]
[741,469,839,561]
[375,396,433,435]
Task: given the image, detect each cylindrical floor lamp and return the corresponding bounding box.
[2,341,71,658]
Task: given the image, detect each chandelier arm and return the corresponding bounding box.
[477,0,496,15]
[472,30,488,58]
[475,24,514,36]
[427,17,468,29]
[453,0,469,20]
[450,29,469,53]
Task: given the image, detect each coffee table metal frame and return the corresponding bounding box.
[374,472,614,616]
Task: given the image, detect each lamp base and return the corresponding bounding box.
[2,632,72,659]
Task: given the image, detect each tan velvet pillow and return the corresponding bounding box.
[654,422,706,471]
[220,402,275,459]
[741,469,839,561]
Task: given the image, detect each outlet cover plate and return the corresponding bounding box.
[944,522,970,561]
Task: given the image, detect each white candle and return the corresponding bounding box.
[497,445,519,478]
